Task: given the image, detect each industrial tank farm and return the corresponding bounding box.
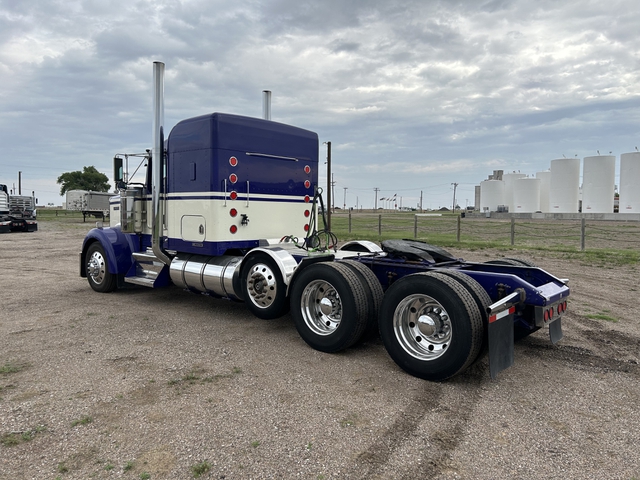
[477,152,640,217]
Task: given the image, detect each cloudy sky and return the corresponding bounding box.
[1,0,639,209]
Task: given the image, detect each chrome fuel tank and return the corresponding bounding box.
[170,254,243,300]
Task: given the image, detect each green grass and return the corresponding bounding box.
[191,461,211,478]
[0,362,26,375]
[139,473,151,480]
[124,461,134,471]
[586,313,618,323]
[71,415,93,427]
[1,425,46,447]
[251,440,260,448]
[327,212,640,265]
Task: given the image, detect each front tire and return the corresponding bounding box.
[379,272,483,381]
[86,242,117,293]
[290,262,369,352]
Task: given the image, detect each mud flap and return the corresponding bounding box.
[549,317,563,344]
[488,306,515,379]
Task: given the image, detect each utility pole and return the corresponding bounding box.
[420,190,423,212]
[451,182,458,213]
[324,141,331,230]
[331,174,335,213]
[343,187,348,210]
[374,187,380,210]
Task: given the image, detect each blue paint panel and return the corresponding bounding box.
[166,237,260,256]
[82,227,140,275]
[167,113,318,197]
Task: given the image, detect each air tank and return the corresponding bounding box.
[536,171,551,213]
[582,155,615,213]
[513,178,541,213]
[549,158,580,213]
[503,172,526,212]
[480,179,505,212]
[619,152,640,212]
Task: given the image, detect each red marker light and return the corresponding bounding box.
[230,225,238,234]
[229,173,238,184]
[304,210,310,217]
[229,156,238,167]
[230,191,238,200]
[304,180,311,188]
[229,208,238,217]
[304,224,310,232]
[304,195,310,203]
[304,165,311,174]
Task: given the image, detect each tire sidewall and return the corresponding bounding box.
[86,242,116,293]
[240,253,288,319]
[379,274,477,381]
[290,263,360,352]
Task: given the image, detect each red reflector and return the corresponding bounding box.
[230,191,238,200]
[304,195,310,203]
[304,210,310,217]
[549,306,554,317]
[304,224,310,232]
[304,165,311,174]
[304,180,311,188]
[229,173,238,184]
[229,208,238,217]
[230,225,238,234]
[544,310,549,322]
[229,156,238,167]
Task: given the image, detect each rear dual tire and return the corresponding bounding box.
[378,272,484,381]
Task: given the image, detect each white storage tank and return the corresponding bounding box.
[513,177,541,213]
[550,158,580,213]
[619,152,640,212]
[503,172,526,212]
[582,155,615,213]
[536,170,551,213]
[480,179,505,212]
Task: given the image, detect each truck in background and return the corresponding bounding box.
[65,190,115,222]
[79,62,569,381]
[0,184,37,233]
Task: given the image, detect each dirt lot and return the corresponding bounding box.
[1,219,639,480]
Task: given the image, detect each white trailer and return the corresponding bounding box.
[66,190,115,222]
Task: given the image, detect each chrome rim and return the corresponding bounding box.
[393,294,452,361]
[300,280,342,336]
[87,250,107,285]
[246,263,278,309]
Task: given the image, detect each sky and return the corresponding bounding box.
[1,0,639,209]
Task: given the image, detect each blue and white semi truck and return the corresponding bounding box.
[80,62,569,381]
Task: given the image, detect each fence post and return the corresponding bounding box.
[378,214,382,236]
[348,212,352,233]
[457,215,461,242]
[414,215,418,239]
[581,218,586,251]
[510,218,515,246]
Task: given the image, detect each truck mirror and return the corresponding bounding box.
[113,157,124,183]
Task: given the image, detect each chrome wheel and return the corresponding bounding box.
[87,249,107,286]
[300,279,342,336]
[246,262,278,309]
[393,293,453,361]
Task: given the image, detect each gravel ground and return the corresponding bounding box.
[1,219,639,480]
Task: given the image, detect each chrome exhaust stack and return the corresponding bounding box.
[152,61,172,266]
[262,90,271,120]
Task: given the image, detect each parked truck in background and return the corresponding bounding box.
[80,62,569,381]
[0,184,37,233]
[66,190,115,222]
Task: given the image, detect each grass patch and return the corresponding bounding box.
[0,362,26,375]
[57,463,69,473]
[586,313,618,323]
[1,425,46,446]
[191,461,211,478]
[124,461,134,471]
[139,473,150,480]
[71,415,93,427]
[251,440,260,448]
